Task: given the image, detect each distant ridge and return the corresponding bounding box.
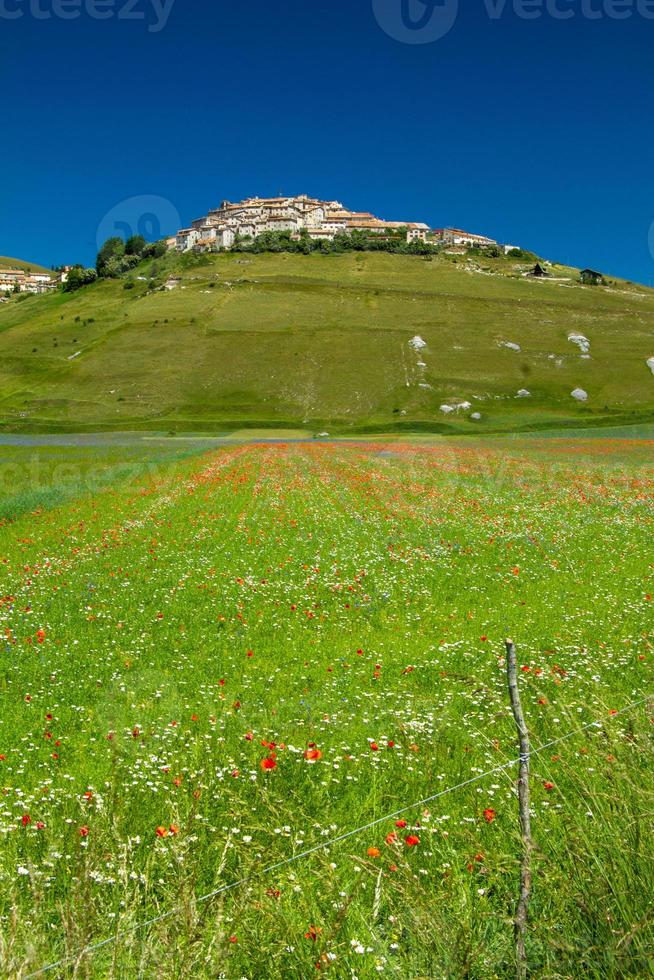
[0,255,51,275]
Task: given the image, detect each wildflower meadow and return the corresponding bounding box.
[0,436,652,978]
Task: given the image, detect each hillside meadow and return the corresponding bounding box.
[0,434,652,978]
[0,258,52,277]
[1,251,654,433]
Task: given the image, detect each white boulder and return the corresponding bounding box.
[568,333,590,355]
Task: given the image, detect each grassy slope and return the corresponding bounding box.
[0,255,52,275]
[0,250,653,433]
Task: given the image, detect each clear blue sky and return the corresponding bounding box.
[2,0,654,283]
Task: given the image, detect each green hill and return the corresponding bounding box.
[0,249,653,434]
[0,255,52,275]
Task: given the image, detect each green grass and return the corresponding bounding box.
[0,442,205,523]
[0,255,52,275]
[1,251,653,434]
[0,437,652,977]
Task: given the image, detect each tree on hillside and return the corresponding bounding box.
[125,235,147,256]
[142,240,168,259]
[96,237,125,275]
[96,236,169,279]
[63,267,98,292]
[101,254,140,278]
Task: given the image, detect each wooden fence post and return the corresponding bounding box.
[505,639,533,979]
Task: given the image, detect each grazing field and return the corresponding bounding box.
[0,436,653,978]
[1,251,654,434]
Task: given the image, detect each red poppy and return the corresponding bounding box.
[483,808,497,823]
[395,819,408,828]
[405,835,420,847]
[228,935,238,944]
[304,749,322,761]
[369,742,379,752]
[169,824,180,835]
[305,926,322,941]
[367,847,381,858]
[260,757,277,771]
[543,781,555,791]
[79,826,89,837]
[155,826,168,837]
[36,629,46,644]
[21,814,31,827]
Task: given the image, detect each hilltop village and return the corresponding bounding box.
[1,195,517,297]
[174,194,513,253]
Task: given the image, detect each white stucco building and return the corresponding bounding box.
[0,268,56,294]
